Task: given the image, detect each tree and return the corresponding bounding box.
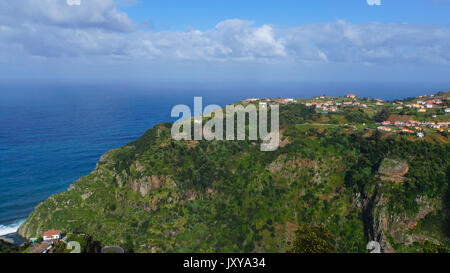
[374,108,391,122]
[414,241,450,253]
[289,224,335,253]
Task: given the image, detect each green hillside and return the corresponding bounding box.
[18,100,450,253]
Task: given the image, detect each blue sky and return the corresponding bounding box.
[1,0,450,86]
[121,0,450,31]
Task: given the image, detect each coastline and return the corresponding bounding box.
[0,232,26,246]
[0,219,26,239]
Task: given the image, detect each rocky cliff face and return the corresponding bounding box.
[378,158,409,183]
[354,158,447,253]
[367,191,441,253]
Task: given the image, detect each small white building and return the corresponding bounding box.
[417,133,425,138]
[43,230,61,241]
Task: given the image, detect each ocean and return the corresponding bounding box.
[0,82,448,236]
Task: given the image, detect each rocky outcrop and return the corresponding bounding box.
[267,155,317,174]
[378,158,409,183]
[130,175,164,197]
[362,184,441,253]
[370,192,395,253]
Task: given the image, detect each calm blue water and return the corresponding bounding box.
[0,82,448,235]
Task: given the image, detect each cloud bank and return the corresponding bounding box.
[0,0,450,81]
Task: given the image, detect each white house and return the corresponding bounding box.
[43,230,61,241]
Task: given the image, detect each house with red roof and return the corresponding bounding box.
[43,230,61,241]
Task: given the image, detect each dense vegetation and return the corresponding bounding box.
[18,102,449,253]
[0,239,29,253]
[0,240,18,253]
[288,224,335,253]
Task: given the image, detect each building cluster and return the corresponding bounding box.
[304,101,339,112]
[242,97,296,108]
[244,94,385,112]
[378,119,450,136]
[302,94,372,112]
[402,98,444,112]
[395,93,449,113]
[243,93,449,136]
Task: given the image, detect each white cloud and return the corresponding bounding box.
[0,0,449,66]
[367,0,382,6]
[0,0,133,33]
[67,0,81,6]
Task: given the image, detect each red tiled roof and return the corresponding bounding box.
[43,230,61,237]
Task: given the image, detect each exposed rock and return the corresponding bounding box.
[114,169,129,188]
[365,186,440,253]
[378,158,409,176]
[134,161,146,173]
[81,192,93,200]
[378,158,409,183]
[371,194,395,253]
[266,155,286,173]
[267,155,317,174]
[130,175,164,197]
